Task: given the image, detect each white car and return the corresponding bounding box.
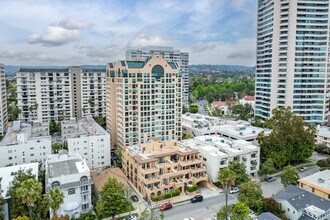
[300,167,308,172]
[229,187,239,194]
[183,218,195,220]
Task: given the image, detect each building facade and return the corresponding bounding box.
[316,125,330,148]
[62,116,111,170]
[46,153,92,218]
[0,63,8,135]
[255,0,330,125]
[0,121,51,167]
[125,46,189,107]
[106,56,182,149]
[298,170,330,200]
[121,139,208,199]
[16,67,106,123]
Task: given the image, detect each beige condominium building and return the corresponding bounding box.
[0,63,8,135]
[106,56,182,149]
[122,139,208,199]
[16,67,106,123]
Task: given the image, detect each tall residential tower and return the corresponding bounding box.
[255,0,330,125]
[106,56,182,149]
[126,46,189,107]
[0,63,8,135]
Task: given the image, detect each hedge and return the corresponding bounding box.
[185,184,198,192]
[150,189,180,202]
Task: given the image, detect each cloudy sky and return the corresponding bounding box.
[0,0,257,66]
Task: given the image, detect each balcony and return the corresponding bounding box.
[139,167,159,175]
[178,159,203,167]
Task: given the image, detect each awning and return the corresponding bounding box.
[63,201,79,211]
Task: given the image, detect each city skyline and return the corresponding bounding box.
[0,0,257,66]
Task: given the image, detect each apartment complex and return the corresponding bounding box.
[126,46,189,107]
[0,163,39,220]
[122,139,208,199]
[255,0,330,125]
[62,116,111,170]
[46,153,92,218]
[183,135,260,182]
[0,121,51,167]
[106,56,182,149]
[16,67,106,123]
[316,125,330,148]
[298,170,330,201]
[0,63,8,135]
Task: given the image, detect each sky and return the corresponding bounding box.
[0,0,257,66]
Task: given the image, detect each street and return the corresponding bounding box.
[197,99,208,115]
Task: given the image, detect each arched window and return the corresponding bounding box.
[80,176,88,185]
[68,188,75,195]
[52,181,60,189]
[151,65,164,81]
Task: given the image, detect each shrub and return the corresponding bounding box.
[316,157,330,170]
[315,144,330,155]
[185,184,198,192]
[150,189,180,201]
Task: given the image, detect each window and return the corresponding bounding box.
[68,188,75,195]
[52,181,60,189]
[287,208,290,212]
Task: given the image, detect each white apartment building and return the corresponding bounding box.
[316,125,330,148]
[126,46,189,107]
[0,121,51,167]
[0,63,8,135]
[62,116,111,170]
[182,113,267,142]
[182,135,260,182]
[106,56,182,149]
[255,0,330,125]
[46,153,92,218]
[16,67,106,123]
[0,162,39,220]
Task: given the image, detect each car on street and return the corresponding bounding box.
[183,218,195,220]
[229,186,239,194]
[159,202,173,211]
[300,167,308,172]
[191,195,203,203]
[124,215,137,220]
[266,176,277,182]
[130,195,139,202]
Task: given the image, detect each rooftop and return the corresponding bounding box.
[0,121,50,146]
[91,168,128,193]
[257,212,281,220]
[317,126,330,138]
[298,170,330,194]
[242,95,255,101]
[47,153,90,178]
[62,116,107,139]
[0,163,39,199]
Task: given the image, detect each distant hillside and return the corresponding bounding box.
[189,64,255,74]
[4,65,106,77]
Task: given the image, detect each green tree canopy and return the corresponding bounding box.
[0,183,5,220]
[258,158,277,178]
[263,198,287,220]
[258,107,316,168]
[95,177,130,220]
[238,180,263,212]
[218,168,236,220]
[279,165,299,187]
[228,161,249,185]
[48,188,64,220]
[217,203,252,220]
[231,103,254,121]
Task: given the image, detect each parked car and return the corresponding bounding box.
[266,176,277,182]
[229,186,239,194]
[300,167,308,172]
[125,216,137,220]
[130,195,139,202]
[160,202,173,211]
[191,195,203,203]
[183,218,195,220]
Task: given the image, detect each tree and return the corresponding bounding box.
[182,134,193,140]
[140,208,163,220]
[95,177,130,220]
[13,217,29,220]
[263,198,287,220]
[316,157,330,170]
[52,143,62,154]
[314,143,330,155]
[217,203,252,220]
[117,148,122,168]
[279,165,299,187]
[15,179,43,220]
[49,120,57,135]
[218,168,236,220]
[0,183,5,220]
[189,105,199,113]
[258,158,277,179]
[238,180,263,212]
[48,188,64,220]
[231,103,254,120]
[228,161,249,185]
[258,107,316,168]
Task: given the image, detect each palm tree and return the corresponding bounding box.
[49,188,64,220]
[218,168,236,220]
[15,179,42,220]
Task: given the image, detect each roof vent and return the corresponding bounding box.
[318,178,325,183]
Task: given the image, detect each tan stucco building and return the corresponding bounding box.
[122,139,208,199]
[298,170,330,201]
[106,56,182,149]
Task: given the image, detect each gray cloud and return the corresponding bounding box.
[58,18,92,30]
[191,42,221,52]
[78,45,121,58]
[0,50,65,62]
[227,49,254,59]
[127,34,169,48]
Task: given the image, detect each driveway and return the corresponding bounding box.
[198,186,221,199]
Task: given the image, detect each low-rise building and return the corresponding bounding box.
[239,96,255,109]
[211,101,237,115]
[0,121,51,167]
[316,126,330,148]
[62,116,111,170]
[273,185,330,220]
[0,162,39,220]
[122,138,208,199]
[182,113,266,142]
[46,153,92,218]
[298,170,330,201]
[182,135,260,182]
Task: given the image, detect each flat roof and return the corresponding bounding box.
[0,163,39,199]
[91,168,128,193]
[317,126,330,138]
[299,170,330,194]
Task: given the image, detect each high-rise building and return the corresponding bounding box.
[16,67,106,122]
[255,0,330,125]
[106,56,182,149]
[126,46,189,107]
[0,63,8,135]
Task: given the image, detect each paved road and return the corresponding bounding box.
[197,99,208,115]
[164,194,237,220]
